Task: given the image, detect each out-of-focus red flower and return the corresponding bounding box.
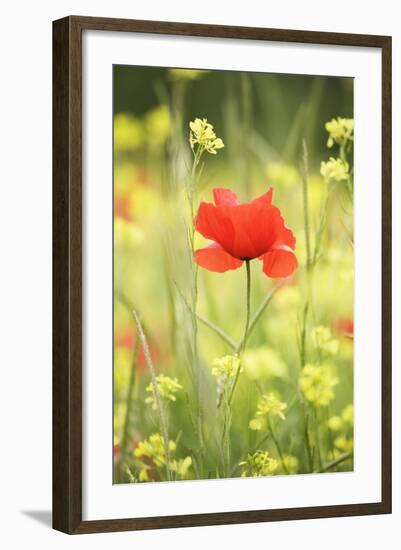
[115,326,166,371]
[194,187,297,278]
[115,326,136,349]
[114,194,132,221]
[333,317,354,339]
[113,444,121,461]
[136,168,151,186]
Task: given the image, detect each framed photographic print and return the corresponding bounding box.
[52,16,392,534]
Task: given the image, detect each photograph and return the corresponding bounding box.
[112,65,355,484]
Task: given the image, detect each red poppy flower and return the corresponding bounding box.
[114,193,132,221]
[194,188,297,278]
[333,317,354,340]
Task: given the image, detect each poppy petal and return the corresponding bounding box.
[261,246,298,278]
[273,220,297,250]
[195,187,296,264]
[249,187,273,206]
[195,202,234,251]
[226,195,279,258]
[195,242,243,272]
[213,188,239,206]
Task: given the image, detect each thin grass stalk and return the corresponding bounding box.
[267,416,289,475]
[320,451,353,472]
[313,406,323,471]
[300,138,323,471]
[186,307,236,350]
[304,409,314,472]
[301,138,312,272]
[132,310,172,481]
[325,406,336,461]
[170,93,206,470]
[161,242,179,354]
[220,398,232,477]
[117,335,139,481]
[186,150,205,470]
[177,280,283,354]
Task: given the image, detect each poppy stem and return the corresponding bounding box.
[236,280,286,353]
[228,260,251,406]
[242,259,252,353]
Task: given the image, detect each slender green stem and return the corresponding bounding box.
[117,335,139,481]
[242,260,252,352]
[175,283,237,350]
[325,407,335,461]
[251,432,271,454]
[299,301,309,369]
[267,416,289,475]
[197,314,237,350]
[228,260,251,406]
[186,147,205,472]
[220,398,232,477]
[300,139,319,473]
[132,310,172,481]
[236,281,286,353]
[320,451,353,472]
[303,406,314,472]
[313,406,323,471]
[301,138,312,271]
[221,261,251,474]
[115,290,135,313]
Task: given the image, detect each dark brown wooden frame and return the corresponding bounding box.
[53,15,392,534]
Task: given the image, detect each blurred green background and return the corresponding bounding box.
[114,66,353,166]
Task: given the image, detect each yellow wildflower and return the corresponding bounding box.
[325,117,354,148]
[281,454,299,475]
[134,433,176,469]
[211,355,240,378]
[169,68,207,81]
[138,464,150,482]
[265,162,298,188]
[320,157,349,183]
[211,355,241,406]
[242,346,288,381]
[170,456,193,480]
[342,404,354,424]
[328,404,353,432]
[249,392,287,430]
[114,113,143,151]
[311,326,339,356]
[145,374,183,410]
[299,364,339,407]
[240,451,278,477]
[327,415,344,431]
[189,118,224,155]
[144,105,171,148]
[334,436,354,453]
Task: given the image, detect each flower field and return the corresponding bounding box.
[113,67,354,483]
